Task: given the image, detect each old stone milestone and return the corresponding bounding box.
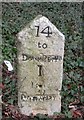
[17,15,65,115]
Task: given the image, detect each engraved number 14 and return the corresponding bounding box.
[35,26,52,37]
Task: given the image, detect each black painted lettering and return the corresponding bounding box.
[35,26,52,37]
[42,43,47,49]
[22,53,62,62]
[59,56,62,60]
[38,42,41,48]
[21,93,27,101]
[38,42,47,49]
[41,26,52,37]
[31,82,33,88]
[33,97,37,101]
[35,26,39,37]
[38,65,42,76]
[22,54,28,61]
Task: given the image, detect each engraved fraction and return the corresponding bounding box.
[35,25,52,95]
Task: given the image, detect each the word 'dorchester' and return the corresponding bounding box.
[21,92,57,102]
[22,54,62,62]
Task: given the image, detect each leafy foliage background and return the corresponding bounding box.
[2,2,84,118]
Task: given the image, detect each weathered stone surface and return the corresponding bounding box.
[17,15,65,115]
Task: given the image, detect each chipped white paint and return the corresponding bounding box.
[17,15,65,115]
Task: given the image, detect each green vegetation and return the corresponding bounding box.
[2,2,83,119]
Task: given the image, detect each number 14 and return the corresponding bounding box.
[35,26,52,37]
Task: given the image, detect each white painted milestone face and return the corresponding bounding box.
[17,15,65,115]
